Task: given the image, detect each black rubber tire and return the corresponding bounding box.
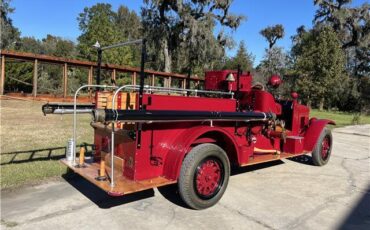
[178,143,230,210]
[312,127,333,166]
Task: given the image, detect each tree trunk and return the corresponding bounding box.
[306,99,312,109]
[163,39,172,73]
[319,97,325,111]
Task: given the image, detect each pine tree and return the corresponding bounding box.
[223,41,254,72]
[293,26,347,110]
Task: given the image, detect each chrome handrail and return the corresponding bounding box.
[72,84,118,165]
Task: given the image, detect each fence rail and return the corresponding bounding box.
[0,50,203,100]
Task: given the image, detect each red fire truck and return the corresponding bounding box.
[43,40,335,209]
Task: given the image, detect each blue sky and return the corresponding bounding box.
[10,0,368,66]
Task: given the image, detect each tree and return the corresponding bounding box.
[260,24,285,49]
[223,41,254,72]
[0,0,20,49]
[77,3,133,66]
[314,0,369,112]
[42,35,76,58]
[116,6,142,40]
[259,46,287,77]
[293,26,347,110]
[142,0,244,73]
[116,5,143,66]
[314,0,370,77]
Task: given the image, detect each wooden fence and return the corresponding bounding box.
[0,50,202,100]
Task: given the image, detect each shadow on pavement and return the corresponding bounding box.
[338,185,370,230]
[231,160,285,176]
[288,155,315,166]
[62,159,310,209]
[1,143,93,165]
[62,172,154,209]
[157,184,189,209]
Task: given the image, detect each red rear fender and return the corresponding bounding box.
[162,126,238,180]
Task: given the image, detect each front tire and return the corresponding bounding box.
[312,128,333,166]
[178,143,230,210]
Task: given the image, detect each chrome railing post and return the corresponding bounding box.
[109,85,138,187]
[72,84,118,166]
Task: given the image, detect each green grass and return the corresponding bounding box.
[0,99,93,189]
[310,109,370,127]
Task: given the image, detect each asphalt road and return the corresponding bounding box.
[1,125,370,230]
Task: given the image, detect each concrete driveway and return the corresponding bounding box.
[1,125,369,230]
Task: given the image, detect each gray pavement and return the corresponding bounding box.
[1,125,370,230]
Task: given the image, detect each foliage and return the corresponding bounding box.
[260,24,285,49]
[142,0,244,73]
[4,35,78,94]
[292,26,347,110]
[0,0,20,49]
[223,41,254,72]
[258,46,287,77]
[77,3,135,66]
[313,0,370,112]
[314,0,369,78]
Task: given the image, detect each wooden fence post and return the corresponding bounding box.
[63,63,68,98]
[132,72,136,85]
[112,69,116,85]
[151,74,155,86]
[0,55,5,95]
[168,76,172,88]
[32,59,38,97]
[88,66,93,97]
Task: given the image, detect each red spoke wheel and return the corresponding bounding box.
[312,128,332,166]
[179,143,230,210]
[321,136,330,160]
[194,157,224,199]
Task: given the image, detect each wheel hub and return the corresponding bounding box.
[195,158,222,198]
[321,136,330,160]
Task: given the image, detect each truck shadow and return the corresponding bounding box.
[157,160,286,209]
[288,155,315,166]
[62,171,155,209]
[63,160,302,210]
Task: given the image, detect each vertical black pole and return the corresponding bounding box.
[236,64,241,112]
[139,39,146,110]
[137,39,146,149]
[186,67,191,96]
[236,64,241,93]
[96,49,102,89]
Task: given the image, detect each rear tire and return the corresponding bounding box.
[178,143,230,210]
[312,128,333,166]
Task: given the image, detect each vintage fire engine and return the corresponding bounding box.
[43,40,335,209]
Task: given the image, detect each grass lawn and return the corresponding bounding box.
[0,99,93,189]
[310,109,370,127]
[1,99,369,190]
